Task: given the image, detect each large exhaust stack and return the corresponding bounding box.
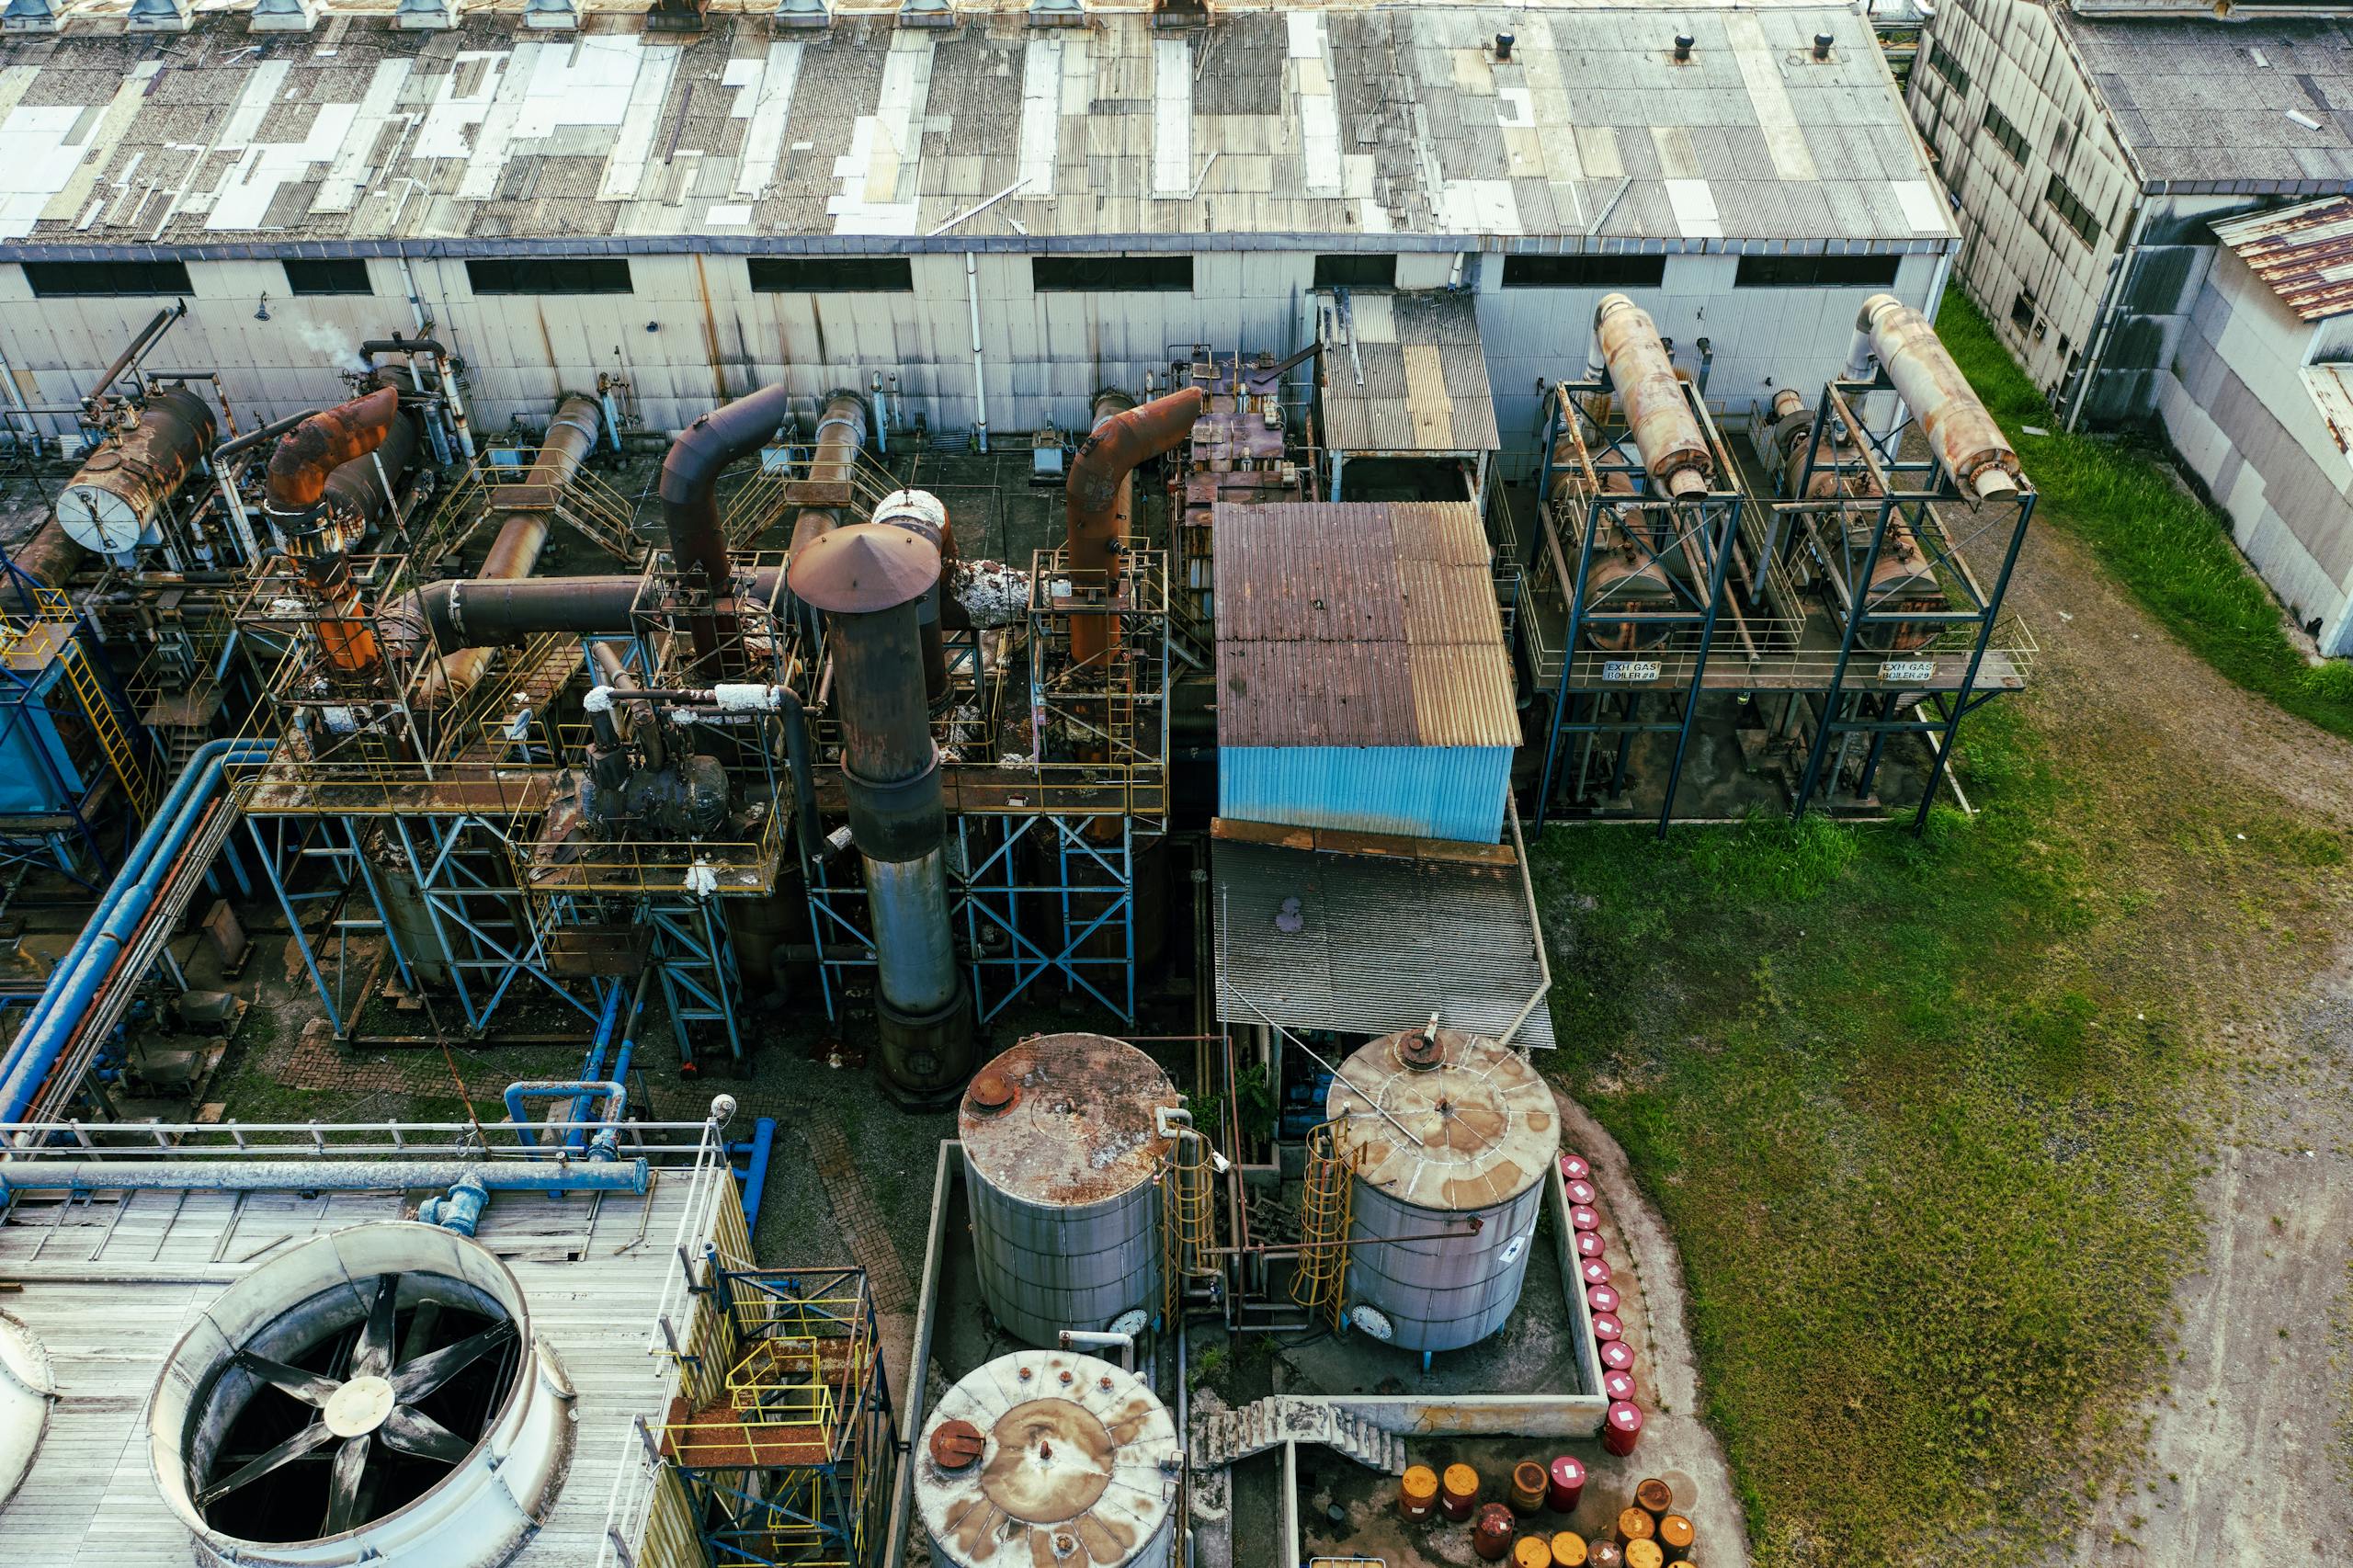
[1064,386,1207,669]
[1591,294,1712,501]
[787,522,973,1108]
[1847,293,2022,501]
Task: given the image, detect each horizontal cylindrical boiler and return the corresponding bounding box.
[55,385,216,556]
[1854,292,2022,501]
[1592,294,1711,501]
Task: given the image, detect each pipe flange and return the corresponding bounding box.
[966,1071,1017,1116]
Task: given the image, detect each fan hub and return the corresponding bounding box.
[322,1374,395,1439]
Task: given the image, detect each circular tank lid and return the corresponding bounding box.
[917,1349,1178,1568]
[55,483,146,551]
[786,520,940,613]
[1324,1028,1561,1212]
[960,1034,1180,1207]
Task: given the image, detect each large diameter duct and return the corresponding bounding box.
[1852,292,2022,501]
[870,488,954,710]
[1592,293,1712,502]
[315,396,418,542]
[788,392,872,555]
[267,388,402,679]
[56,384,216,558]
[1065,386,1206,670]
[660,382,794,673]
[418,394,604,707]
[786,523,972,1108]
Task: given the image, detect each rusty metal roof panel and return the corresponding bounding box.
[1213,501,1516,749]
[2302,364,2353,466]
[2215,195,2353,321]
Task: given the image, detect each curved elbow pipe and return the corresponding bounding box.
[361,336,448,361]
[1065,386,1206,666]
[660,383,801,666]
[266,386,400,526]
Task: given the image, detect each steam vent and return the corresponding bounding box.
[915,1349,1181,1568]
[961,1033,1182,1346]
[1327,1027,1563,1353]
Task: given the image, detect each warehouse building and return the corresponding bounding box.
[0,1,1950,470]
[1908,0,2353,426]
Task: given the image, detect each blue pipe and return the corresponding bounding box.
[0,738,274,1123]
[736,1117,777,1233]
[506,1079,627,1162]
[569,983,627,1134]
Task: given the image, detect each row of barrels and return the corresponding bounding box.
[1564,1151,1644,1454]
[1399,1462,1704,1566]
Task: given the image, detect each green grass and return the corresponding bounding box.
[1935,288,2353,739]
[1534,689,2345,1561]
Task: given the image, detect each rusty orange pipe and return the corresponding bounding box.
[1065,385,1206,669]
[1593,294,1711,502]
[267,387,400,677]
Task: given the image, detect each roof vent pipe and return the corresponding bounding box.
[1813,32,1832,60]
[1673,32,1693,62]
[1064,386,1207,671]
[659,382,798,675]
[1495,31,1513,60]
[1855,292,2023,500]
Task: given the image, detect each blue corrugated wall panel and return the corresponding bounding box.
[1219,745,1511,844]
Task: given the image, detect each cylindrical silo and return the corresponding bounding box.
[961,1033,1180,1346]
[917,1348,1181,1568]
[1327,1027,1562,1354]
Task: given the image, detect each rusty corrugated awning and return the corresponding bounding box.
[2216,196,2353,322]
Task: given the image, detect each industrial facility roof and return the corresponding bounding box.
[1317,290,1502,456]
[2215,195,2353,319]
[2057,12,2353,191]
[1211,829,1556,1051]
[1213,500,1518,750]
[0,2,1949,256]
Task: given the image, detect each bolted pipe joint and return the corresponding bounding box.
[418,1172,490,1236]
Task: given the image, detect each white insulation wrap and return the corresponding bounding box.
[0,1312,54,1511]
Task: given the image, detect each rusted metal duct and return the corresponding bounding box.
[1089,387,1140,536]
[660,382,794,672]
[316,398,418,540]
[1592,294,1711,502]
[1065,386,1206,670]
[786,523,972,1108]
[267,388,401,678]
[381,564,789,665]
[1852,293,2022,501]
[788,392,872,555]
[871,488,954,710]
[415,394,604,707]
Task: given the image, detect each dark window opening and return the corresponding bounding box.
[2009,289,2038,334]
[1500,254,1667,290]
[464,257,634,296]
[24,260,192,298]
[1983,103,2030,170]
[1733,255,1902,289]
[2045,175,2102,249]
[1927,40,1971,98]
[748,256,914,292]
[1030,256,1193,292]
[1313,254,1397,290]
[282,258,373,297]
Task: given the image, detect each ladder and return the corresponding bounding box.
[58,636,154,818]
[1162,1125,1214,1328]
[1290,1121,1356,1332]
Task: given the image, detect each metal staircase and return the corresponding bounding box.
[58,636,154,817]
[1188,1397,1406,1475]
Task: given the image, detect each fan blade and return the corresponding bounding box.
[352,1273,400,1379]
[323,1434,372,1536]
[233,1349,337,1407]
[196,1420,335,1507]
[391,1322,514,1402]
[379,1403,475,1465]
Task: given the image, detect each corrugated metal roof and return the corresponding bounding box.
[1319,290,1503,456]
[1212,834,1555,1050]
[1213,501,1518,748]
[2216,196,2353,321]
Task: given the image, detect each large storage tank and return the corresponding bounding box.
[961,1033,1180,1346]
[916,1348,1180,1568]
[56,385,215,557]
[1327,1026,1562,1354]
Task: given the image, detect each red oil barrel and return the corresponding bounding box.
[1624,1542,1663,1568]
[1551,1530,1589,1567]
[1599,1339,1636,1373]
[1474,1504,1517,1562]
[1561,1153,1591,1181]
[1580,1257,1612,1289]
[1510,1461,1548,1515]
[1400,1465,1438,1521]
[1576,1231,1608,1261]
[1633,1478,1674,1518]
[1571,1204,1601,1233]
[1586,1284,1620,1316]
[1513,1534,1552,1568]
[1657,1513,1696,1559]
[1565,1177,1597,1207]
[1602,1400,1644,1457]
[1591,1312,1624,1343]
[1442,1463,1481,1520]
[1602,1368,1638,1404]
[1615,1506,1655,1547]
[1588,1544,1624,1568]
[1545,1454,1586,1513]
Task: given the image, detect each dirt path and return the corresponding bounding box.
[2001,526,2353,1562]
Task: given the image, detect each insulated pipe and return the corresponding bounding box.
[1059,1329,1137,1372]
[1592,294,1711,501]
[660,382,795,674]
[871,488,953,709]
[786,524,972,1108]
[1853,292,2023,500]
[789,392,872,555]
[0,739,274,1124]
[0,1159,651,1194]
[267,388,401,676]
[1065,386,1207,669]
[416,394,604,707]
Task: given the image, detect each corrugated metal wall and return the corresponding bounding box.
[1219,744,1511,844]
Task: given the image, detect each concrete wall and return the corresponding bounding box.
[2157,247,2353,653]
[0,244,1945,469]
